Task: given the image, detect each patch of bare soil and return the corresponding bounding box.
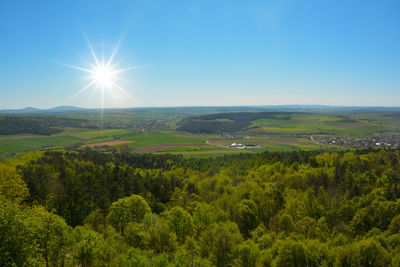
[135,143,209,153]
[207,141,236,146]
[0,135,45,141]
[265,138,304,145]
[82,140,134,148]
[337,123,369,129]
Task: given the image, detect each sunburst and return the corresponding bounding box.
[63,36,134,126]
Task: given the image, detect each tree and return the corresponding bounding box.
[279,213,295,235]
[388,214,400,234]
[107,194,151,234]
[233,240,259,267]
[118,247,151,267]
[0,164,29,204]
[235,199,259,238]
[199,221,243,267]
[71,226,105,267]
[24,206,71,267]
[176,237,210,267]
[0,196,42,266]
[167,206,194,244]
[334,244,361,267]
[273,239,307,267]
[358,239,390,267]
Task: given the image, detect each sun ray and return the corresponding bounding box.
[70,80,97,99]
[63,36,135,126]
[110,65,140,74]
[110,80,131,98]
[58,63,95,74]
[106,37,122,69]
[83,33,101,67]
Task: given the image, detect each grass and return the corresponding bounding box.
[0,136,80,155]
[68,129,129,139]
[251,115,391,135]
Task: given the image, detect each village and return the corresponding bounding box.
[318,135,400,149]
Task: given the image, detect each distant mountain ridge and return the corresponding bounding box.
[0,106,86,114]
[1,105,400,114]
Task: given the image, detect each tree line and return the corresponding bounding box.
[0,115,97,135]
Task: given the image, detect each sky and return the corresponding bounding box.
[0,0,400,109]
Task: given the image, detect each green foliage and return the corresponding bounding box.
[0,163,29,203]
[235,199,259,238]
[273,239,307,267]
[167,206,194,244]
[107,194,151,234]
[2,148,400,265]
[24,206,72,266]
[0,196,42,266]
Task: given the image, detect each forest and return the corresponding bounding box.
[1,148,400,266]
[0,116,98,135]
[177,112,292,134]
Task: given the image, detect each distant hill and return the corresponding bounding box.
[177,111,400,135]
[177,112,294,134]
[0,106,85,114]
[1,105,400,115]
[47,106,86,112]
[0,107,43,114]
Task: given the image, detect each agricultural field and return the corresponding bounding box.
[0,135,80,156]
[2,108,400,159]
[178,111,400,136]
[0,126,131,158]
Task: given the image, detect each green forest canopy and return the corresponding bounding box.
[1,148,400,266]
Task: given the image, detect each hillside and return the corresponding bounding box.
[177,111,400,136]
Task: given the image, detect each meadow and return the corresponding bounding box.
[0,135,80,155]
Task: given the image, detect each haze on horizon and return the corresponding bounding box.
[0,0,399,109]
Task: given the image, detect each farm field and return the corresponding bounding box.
[0,135,80,155]
[0,126,135,157]
[68,129,129,139]
[179,111,400,136]
[2,108,400,159]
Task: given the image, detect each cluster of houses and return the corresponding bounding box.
[319,136,399,149]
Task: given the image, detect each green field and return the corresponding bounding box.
[0,136,80,154]
[179,111,400,136]
[66,129,129,139]
[0,128,131,157]
[2,108,400,158]
[250,115,392,135]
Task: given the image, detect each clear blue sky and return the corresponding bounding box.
[0,0,399,109]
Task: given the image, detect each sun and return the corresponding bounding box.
[92,63,115,89]
[63,36,135,103]
[62,36,135,125]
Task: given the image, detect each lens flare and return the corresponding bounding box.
[62,36,136,126]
